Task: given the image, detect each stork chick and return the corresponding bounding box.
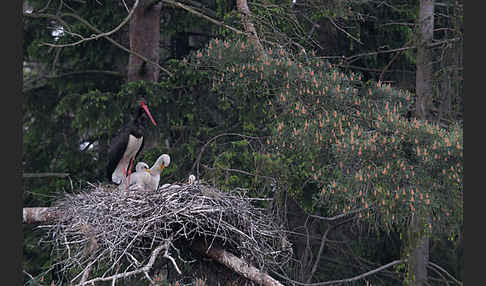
[119,154,170,191]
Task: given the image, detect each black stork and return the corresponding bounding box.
[106,98,157,185]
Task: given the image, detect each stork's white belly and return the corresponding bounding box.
[112,135,143,184]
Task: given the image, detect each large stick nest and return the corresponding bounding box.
[41,182,292,284]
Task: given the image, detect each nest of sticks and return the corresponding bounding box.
[41,181,292,285]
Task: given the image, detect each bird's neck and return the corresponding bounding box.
[129,121,145,138]
[149,168,162,175]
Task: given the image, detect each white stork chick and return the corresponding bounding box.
[135,162,150,172]
[188,174,196,184]
[121,161,150,189]
[119,154,171,191]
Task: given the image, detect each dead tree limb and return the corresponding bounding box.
[27,0,139,48]
[193,240,284,286]
[428,261,463,286]
[24,9,172,77]
[78,242,169,286]
[23,207,58,223]
[273,259,405,286]
[237,0,264,54]
[162,0,245,36]
[23,173,70,178]
[305,227,331,283]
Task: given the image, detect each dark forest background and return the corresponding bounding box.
[22,1,463,285]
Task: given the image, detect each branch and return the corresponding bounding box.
[69,12,173,77]
[192,240,284,286]
[319,38,460,64]
[23,207,59,223]
[273,259,404,286]
[163,246,182,275]
[428,261,463,285]
[23,70,123,92]
[201,164,276,182]
[77,242,169,286]
[308,206,369,221]
[162,0,278,48]
[327,16,363,45]
[379,38,414,82]
[237,0,265,54]
[25,7,173,77]
[162,0,245,36]
[306,226,332,283]
[23,173,70,178]
[192,132,261,178]
[36,0,139,48]
[427,263,450,286]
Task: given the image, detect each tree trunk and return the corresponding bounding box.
[415,0,435,121]
[127,0,162,82]
[409,2,434,285]
[407,214,430,286]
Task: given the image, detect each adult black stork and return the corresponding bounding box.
[106,98,157,185]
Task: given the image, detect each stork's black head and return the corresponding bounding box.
[134,98,157,127]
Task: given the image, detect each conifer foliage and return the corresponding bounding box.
[188,38,463,237]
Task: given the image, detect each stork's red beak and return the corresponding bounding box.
[141,102,157,126]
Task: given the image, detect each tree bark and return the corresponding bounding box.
[409,1,434,285]
[408,214,430,286]
[192,240,284,286]
[127,0,162,82]
[23,207,58,223]
[23,173,70,178]
[236,0,265,55]
[415,0,435,121]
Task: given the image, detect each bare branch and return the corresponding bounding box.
[427,263,450,286]
[39,0,139,48]
[306,226,332,283]
[78,242,169,286]
[23,207,59,223]
[237,0,265,54]
[192,132,262,178]
[163,246,182,275]
[428,261,463,285]
[327,17,363,45]
[162,0,278,48]
[23,173,70,178]
[24,8,173,77]
[273,259,405,286]
[308,206,369,221]
[319,37,460,64]
[379,38,414,82]
[193,240,284,286]
[201,164,276,182]
[162,0,245,36]
[23,70,123,93]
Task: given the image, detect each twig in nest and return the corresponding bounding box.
[78,242,169,285]
[163,245,182,275]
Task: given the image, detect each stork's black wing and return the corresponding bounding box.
[106,126,131,182]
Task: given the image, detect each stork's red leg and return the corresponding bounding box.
[123,162,128,190]
[126,157,134,189]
